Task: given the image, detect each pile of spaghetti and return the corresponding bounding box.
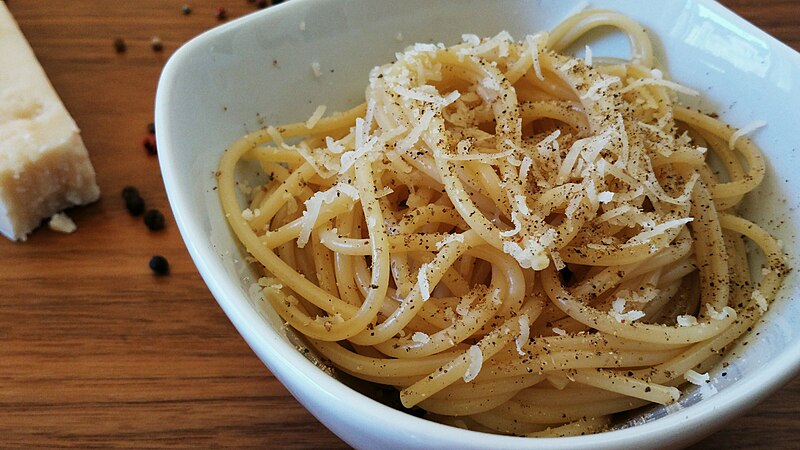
[218,9,788,437]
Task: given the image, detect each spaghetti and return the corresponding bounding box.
[217,9,788,436]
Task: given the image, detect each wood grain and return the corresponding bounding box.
[0,1,796,448]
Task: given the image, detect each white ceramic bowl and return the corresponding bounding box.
[155,0,800,448]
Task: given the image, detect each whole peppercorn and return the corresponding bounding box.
[143,209,166,231]
[215,6,227,20]
[150,36,164,52]
[113,38,127,53]
[181,4,192,15]
[143,135,157,155]
[121,186,140,202]
[149,255,170,275]
[125,195,145,216]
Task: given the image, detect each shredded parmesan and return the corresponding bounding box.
[597,191,614,204]
[516,314,530,355]
[676,315,698,327]
[48,213,76,234]
[752,289,769,312]
[619,78,700,96]
[525,32,546,81]
[684,369,710,386]
[463,345,483,382]
[500,212,523,238]
[503,238,550,270]
[706,304,736,321]
[417,263,431,301]
[628,217,693,245]
[304,104,327,129]
[411,332,430,344]
[728,120,766,150]
[610,298,646,323]
[552,327,567,336]
[436,232,465,250]
[297,183,359,248]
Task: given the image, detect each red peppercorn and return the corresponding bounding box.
[143,135,157,155]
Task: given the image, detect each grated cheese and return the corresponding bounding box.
[304,104,327,129]
[503,237,550,270]
[411,331,430,344]
[435,232,465,250]
[514,194,531,216]
[297,183,359,248]
[516,314,530,356]
[463,345,483,382]
[580,76,620,101]
[619,78,700,96]
[751,289,769,313]
[417,263,431,301]
[628,217,693,245]
[552,327,567,336]
[706,304,736,321]
[525,32,546,81]
[48,212,76,234]
[609,298,646,323]
[728,120,766,150]
[500,211,523,237]
[684,369,710,386]
[597,191,614,204]
[676,315,698,327]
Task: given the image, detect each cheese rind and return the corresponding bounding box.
[0,3,100,240]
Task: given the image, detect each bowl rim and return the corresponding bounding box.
[155,0,800,447]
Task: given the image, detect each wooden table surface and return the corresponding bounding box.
[1,0,797,448]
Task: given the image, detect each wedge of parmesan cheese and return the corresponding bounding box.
[0,4,100,240]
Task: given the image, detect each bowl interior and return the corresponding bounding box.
[156,0,800,448]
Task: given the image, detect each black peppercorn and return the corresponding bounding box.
[143,135,157,155]
[181,4,192,15]
[113,38,127,53]
[121,186,140,202]
[149,255,170,275]
[125,195,145,216]
[144,209,166,231]
[150,36,163,52]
